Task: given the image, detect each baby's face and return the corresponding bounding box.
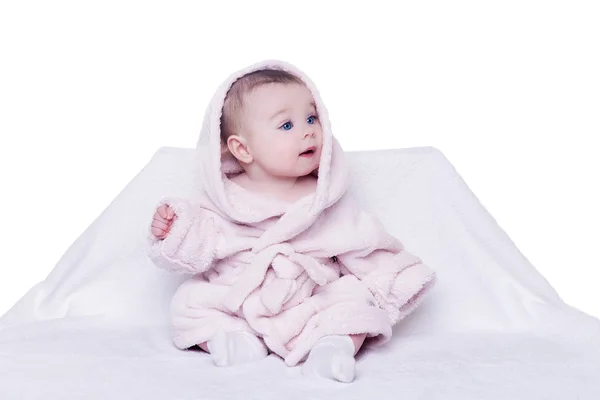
[241,83,323,178]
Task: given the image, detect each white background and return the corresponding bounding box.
[1,1,598,320]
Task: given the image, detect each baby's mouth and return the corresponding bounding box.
[299,146,317,157]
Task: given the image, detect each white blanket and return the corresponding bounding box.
[1,146,599,399]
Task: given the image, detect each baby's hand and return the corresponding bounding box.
[151,204,176,240]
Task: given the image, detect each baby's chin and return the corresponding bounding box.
[296,164,320,178]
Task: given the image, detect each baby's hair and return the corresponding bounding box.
[220,69,304,144]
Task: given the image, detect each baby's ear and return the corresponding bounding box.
[226,134,253,164]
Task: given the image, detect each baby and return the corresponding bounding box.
[148,60,436,383]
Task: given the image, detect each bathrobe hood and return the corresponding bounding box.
[195,60,349,242]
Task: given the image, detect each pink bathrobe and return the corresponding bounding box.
[147,60,437,366]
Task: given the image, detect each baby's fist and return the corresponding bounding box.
[151,204,176,240]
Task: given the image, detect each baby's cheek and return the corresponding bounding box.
[273,152,291,168]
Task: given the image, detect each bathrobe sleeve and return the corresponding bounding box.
[147,197,220,274]
[335,200,437,326]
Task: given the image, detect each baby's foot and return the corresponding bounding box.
[302,335,356,383]
[207,330,268,367]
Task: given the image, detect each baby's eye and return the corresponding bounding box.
[280,121,293,131]
[307,115,318,124]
